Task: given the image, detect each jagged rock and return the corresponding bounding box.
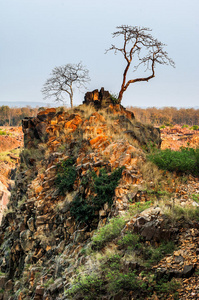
[181,265,195,278]
[20,230,33,252]
[47,278,63,294]
[0,276,7,288]
[84,87,112,108]
[35,286,45,296]
[27,217,35,232]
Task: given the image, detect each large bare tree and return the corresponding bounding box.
[42,62,90,108]
[106,25,175,103]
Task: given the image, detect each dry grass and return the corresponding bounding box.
[138,160,162,188]
[76,104,96,119]
[0,148,20,163]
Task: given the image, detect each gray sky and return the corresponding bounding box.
[0,0,198,108]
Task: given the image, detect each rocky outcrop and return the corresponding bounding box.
[0,104,198,299]
[83,87,112,108]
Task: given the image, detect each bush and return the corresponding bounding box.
[66,233,179,299]
[117,232,141,249]
[110,93,119,104]
[0,129,7,135]
[155,278,181,299]
[67,273,104,299]
[91,217,126,250]
[70,195,95,224]
[165,205,199,223]
[56,158,77,195]
[107,270,143,293]
[70,167,124,225]
[129,201,152,215]
[143,241,175,267]
[190,125,199,130]
[192,194,199,203]
[101,253,147,295]
[92,167,124,208]
[148,147,199,175]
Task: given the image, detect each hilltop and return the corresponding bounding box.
[0,92,198,299]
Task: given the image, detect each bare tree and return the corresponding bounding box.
[106,25,175,103]
[42,62,90,108]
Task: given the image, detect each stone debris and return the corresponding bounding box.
[161,125,199,150]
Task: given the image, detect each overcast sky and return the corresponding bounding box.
[0,0,199,108]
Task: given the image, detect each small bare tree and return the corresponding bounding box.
[106,25,175,103]
[42,62,90,108]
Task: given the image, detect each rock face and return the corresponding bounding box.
[83,87,113,108]
[0,103,198,299]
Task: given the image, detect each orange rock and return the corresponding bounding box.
[37,108,56,115]
[35,185,43,194]
[90,135,107,146]
[50,119,58,125]
[40,174,44,180]
[96,128,103,134]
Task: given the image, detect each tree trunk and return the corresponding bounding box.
[70,95,73,108]
[118,89,124,103]
[70,86,73,108]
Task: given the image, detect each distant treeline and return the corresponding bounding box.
[0,106,40,126]
[128,107,199,126]
[0,105,199,127]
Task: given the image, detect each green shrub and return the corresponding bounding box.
[118,232,141,249]
[190,125,199,130]
[43,277,54,288]
[66,236,179,299]
[182,124,189,128]
[129,201,152,215]
[104,254,121,270]
[56,158,77,195]
[92,167,124,208]
[143,241,175,267]
[70,195,95,224]
[192,194,199,203]
[70,167,124,225]
[107,270,143,293]
[148,147,199,175]
[165,205,199,222]
[110,93,119,104]
[67,273,104,299]
[91,217,126,250]
[155,278,181,299]
[0,130,7,135]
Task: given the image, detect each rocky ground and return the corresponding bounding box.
[0,100,198,299]
[161,125,199,150]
